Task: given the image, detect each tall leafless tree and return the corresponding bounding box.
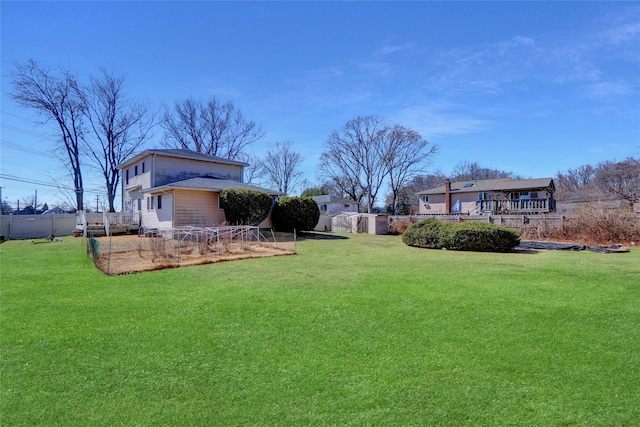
[595,158,640,203]
[79,69,155,211]
[555,164,599,201]
[11,59,86,210]
[261,141,303,195]
[451,161,518,182]
[382,124,437,214]
[320,116,389,213]
[162,97,264,160]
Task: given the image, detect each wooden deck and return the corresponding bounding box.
[76,211,139,236]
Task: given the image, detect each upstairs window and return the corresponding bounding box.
[157,195,162,209]
[134,165,138,176]
[142,161,146,173]
[126,169,129,185]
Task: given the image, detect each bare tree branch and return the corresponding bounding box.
[11,59,86,210]
[79,69,156,211]
[261,141,303,195]
[162,97,264,160]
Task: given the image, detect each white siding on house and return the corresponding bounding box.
[140,193,174,230]
[123,154,153,211]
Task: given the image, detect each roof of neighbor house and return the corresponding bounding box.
[311,195,360,205]
[417,177,555,196]
[144,176,282,196]
[117,148,249,170]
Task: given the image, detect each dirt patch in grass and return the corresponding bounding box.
[91,235,296,275]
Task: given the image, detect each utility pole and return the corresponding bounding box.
[96,194,99,213]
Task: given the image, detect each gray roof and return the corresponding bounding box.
[144,177,282,196]
[117,148,248,169]
[311,195,360,205]
[417,177,555,195]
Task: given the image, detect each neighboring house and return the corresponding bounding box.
[416,177,556,215]
[118,149,281,230]
[311,195,360,215]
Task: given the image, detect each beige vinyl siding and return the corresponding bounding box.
[174,190,226,227]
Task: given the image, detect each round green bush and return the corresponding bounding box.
[273,196,320,232]
[403,219,520,252]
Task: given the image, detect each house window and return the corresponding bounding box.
[137,198,142,211]
[511,192,530,200]
[344,204,350,208]
[157,195,162,209]
[146,197,150,210]
[151,196,155,209]
[320,204,328,211]
[421,195,429,204]
[142,162,145,173]
[479,192,494,200]
[135,165,138,176]
[126,169,129,185]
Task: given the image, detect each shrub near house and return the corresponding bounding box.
[273,196,320,232]
[220,189,272,226]
[403,218,521,252]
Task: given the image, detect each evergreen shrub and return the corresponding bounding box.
[403,219,520,252]
[273,196,320,232]
[220,188,272,226]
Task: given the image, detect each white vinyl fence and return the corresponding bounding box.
[0,214,77,240]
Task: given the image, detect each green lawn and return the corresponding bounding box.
[1,235,639,426]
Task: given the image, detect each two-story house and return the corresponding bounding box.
[117,149,281,230]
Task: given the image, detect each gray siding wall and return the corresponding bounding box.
[154,156,242,187]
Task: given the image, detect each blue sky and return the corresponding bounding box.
[1,1,639,210]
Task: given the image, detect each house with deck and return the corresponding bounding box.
[114,149,280,232]
[416,177,556,215]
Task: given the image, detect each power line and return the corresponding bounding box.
[0,139,58,159]
[0,174,110,195]
[0,122,60,142]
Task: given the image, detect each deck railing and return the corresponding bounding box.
[478,198,553,214]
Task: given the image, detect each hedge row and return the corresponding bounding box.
[402,218,521,252]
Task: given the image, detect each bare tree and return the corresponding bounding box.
[162,97,264,160]
[261,142,303,195]
[595,158,640,203]
[383,125,437,214]
[320,116,389,213]
[11,59,85,210]
[237,153,264,185]
[79,69,155,211]
[451,161,518,182]
[555,164,599,201]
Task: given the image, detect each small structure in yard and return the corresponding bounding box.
[416,177,556,215]
[331,213,389,235]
